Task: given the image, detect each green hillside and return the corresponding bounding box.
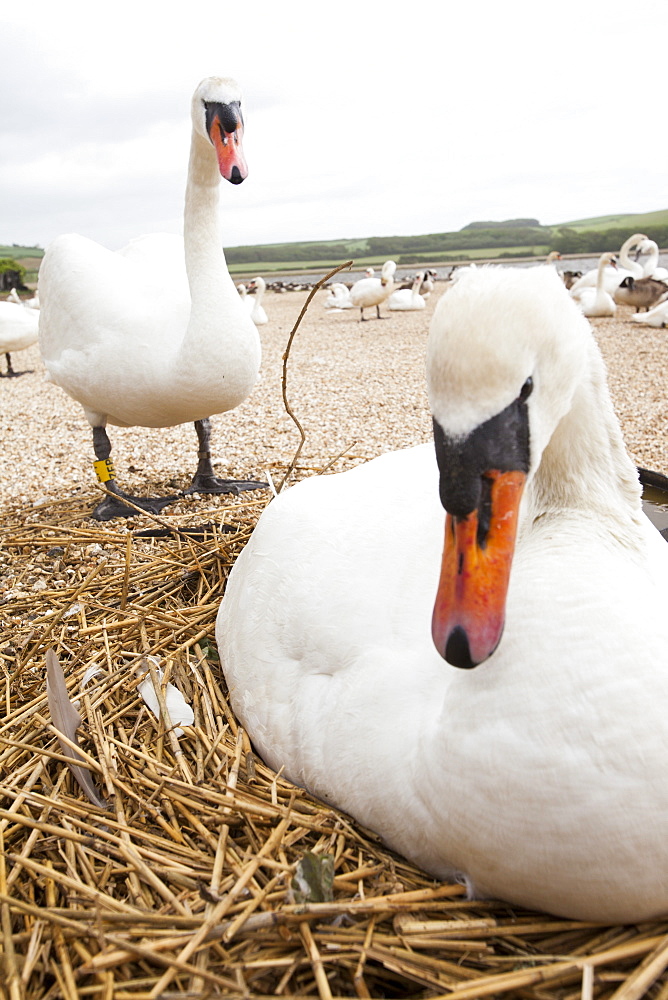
[555,209,668,233]
[3,208,667,278]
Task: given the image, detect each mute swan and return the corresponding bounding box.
[639,238,668,281]
[217,265,668,923]
[569,233,646,298]
[324,282,354,310]
[0,300,39,377]
[349,260,396,320]
[38,76,265,520]
[244,276,268,325]
[388,271,427,311]
[575,251,617,317]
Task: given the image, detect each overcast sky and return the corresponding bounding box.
[1,1,665,253]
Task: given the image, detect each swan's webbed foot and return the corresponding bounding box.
[92,487,180,522]
[91,425,181,520]
[189,417,268,496]
[185,472,268,496]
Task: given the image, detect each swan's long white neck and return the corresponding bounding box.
[641,241,659,278]
[174,126,258,403]
[182,130,240,340]
[526,340,643,542]
[595,254,608,292]
[618,235,645,279]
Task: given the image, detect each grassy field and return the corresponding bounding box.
[555,208,668,232]
[3,206,666,280]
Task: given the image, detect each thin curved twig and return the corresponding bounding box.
[278,260,354,493]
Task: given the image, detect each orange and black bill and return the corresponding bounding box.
[430,377,532,668]
[431,469,526,668]
[205,100,248,184]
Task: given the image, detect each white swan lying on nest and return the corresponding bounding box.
[38,76,265,520]
[217,265,668,923]
[324,282,354,310]
[388,271,427,311]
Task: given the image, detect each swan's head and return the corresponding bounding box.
[380,260,396,285]
[426,265,592,669]
[192,76,248,184]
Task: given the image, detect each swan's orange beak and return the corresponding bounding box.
[432,469,526,668]
[207,103,248,184]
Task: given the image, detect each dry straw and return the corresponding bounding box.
[2,288,668,999]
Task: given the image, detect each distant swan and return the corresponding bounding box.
[639,239,668,281]
[38,76,265,520]
[324,282,354,310]
[0,300,39,377]
[575,252,617,317]
[241,276,268,325]
[388,271,427,311]
[217,265,668,923]
[569,233,646,298]
[349,260,396,320]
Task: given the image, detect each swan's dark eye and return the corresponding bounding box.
[519,377,533,403]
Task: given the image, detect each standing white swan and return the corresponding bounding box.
[217,265,668,922]
[349,260,396,320]
[38,77,265,520]
[0,300,39,377]
[575,251,617,317]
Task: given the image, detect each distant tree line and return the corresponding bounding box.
[552,226,668,254]
[222,221,668,266]
[226,241,356,264]
[461,218,541,230]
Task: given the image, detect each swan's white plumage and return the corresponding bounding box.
[569,233,646,298]
[0,300,40,366]
[639,238,668,280]
[575,252,617,317]
[388,271,427,311]
[38,77,260,433]
[244,276,268,325]
[349,260,396,318]
[324,282,354,310]
[217,265,668,923]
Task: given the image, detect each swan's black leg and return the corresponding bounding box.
[0,352,32,378]
[91,426,179,521]
[186,418,268,495]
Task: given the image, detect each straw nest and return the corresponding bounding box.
[2,275,668,999]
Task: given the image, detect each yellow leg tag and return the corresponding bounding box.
[93,459,115,483]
